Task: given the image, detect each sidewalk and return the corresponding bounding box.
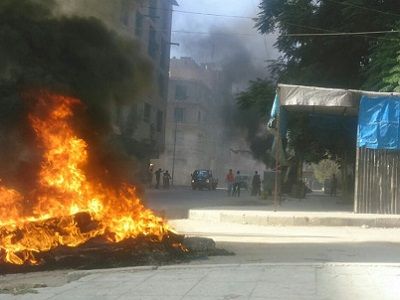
[1,263,400,299]
[188,209,400,227]
[186,192,400,228]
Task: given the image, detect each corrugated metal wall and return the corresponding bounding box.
[355,148,400,214]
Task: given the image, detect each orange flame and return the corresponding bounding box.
[0,92,169,266]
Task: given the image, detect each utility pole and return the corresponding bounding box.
[171,120,178,186]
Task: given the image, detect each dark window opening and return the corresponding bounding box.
[144,103,151,123]
[135,12,143,37]
[148,27,158,59]
[158,75,165,97]
[149,0,158,20]
[157,110,163,132]
[174,107,184,123]
[175,85,187,101]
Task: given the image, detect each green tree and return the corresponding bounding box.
[234,79,276,166]
[257,0,400,89]
[255,0,400,162]
[312,159,340,184]
[364,25,400,92]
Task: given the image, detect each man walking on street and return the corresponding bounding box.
[226,169,235,196]
[252,171,261,196]
[163,170,172,189]
[232,170,241,197]
[155,168,162,189]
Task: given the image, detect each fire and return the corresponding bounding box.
[0,91,169,266]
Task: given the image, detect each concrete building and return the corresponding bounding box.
[155,58,220,185]
[157,57,266,187]
[56,0,178,172]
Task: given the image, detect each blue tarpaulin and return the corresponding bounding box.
[268,94,288,136]
[358,96,400,150]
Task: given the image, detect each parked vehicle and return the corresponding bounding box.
[191,170,218,190]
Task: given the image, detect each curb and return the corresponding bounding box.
[189,209,400,228]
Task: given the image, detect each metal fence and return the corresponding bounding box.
[355,148,400,214]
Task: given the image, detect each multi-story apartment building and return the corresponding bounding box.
[157,57,266,187]
[156,57,226,185]
[56,0,177,178]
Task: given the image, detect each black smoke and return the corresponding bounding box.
[0,0,152,189]
[175,25,274,164]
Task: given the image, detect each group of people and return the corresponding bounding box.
[225,169,262,197]
[148,167,172,189]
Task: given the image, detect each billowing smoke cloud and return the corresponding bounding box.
[0,0,152,189]
[176,25,271,87]
[172,24,276,167]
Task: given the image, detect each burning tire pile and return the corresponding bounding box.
[0,92,229,274]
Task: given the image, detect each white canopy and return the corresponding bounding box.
[277,84,400,116]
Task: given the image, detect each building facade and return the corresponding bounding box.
[56,0,177,170]
[156,57,266,187]
[156,58,224,185]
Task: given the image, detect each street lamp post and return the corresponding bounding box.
[171,120,178,186]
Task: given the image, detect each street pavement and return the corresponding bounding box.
[2,188,400,299]
[1,263,400,299]
[144,188,352,219]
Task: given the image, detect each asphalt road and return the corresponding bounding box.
[2,188,400,299]
[144,187,263,219]
[144,187,400,265]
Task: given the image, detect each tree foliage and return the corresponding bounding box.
[257,0,400,89]
[364,24,400,92]
[245,0,400,168]
[312,159,340,184]
[234,79,276,165]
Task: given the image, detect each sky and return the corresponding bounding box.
[170,0,278,65]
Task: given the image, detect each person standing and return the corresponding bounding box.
[252,171,261,196]
[163,170,172,189]
[226,169,235,196]
[155,168,162,189]
[233,170,241,197]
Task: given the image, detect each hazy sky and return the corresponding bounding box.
[170,0,278,63]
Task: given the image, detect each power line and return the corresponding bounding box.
[171,29,400,40]
[284,30,400,37]
[139,5,399,42]
[173,9,255,20]
[283,17,400,42]
[171,30,258,37]
[141,4,399,40]
[141,6,256,20]
[323,0,400,18]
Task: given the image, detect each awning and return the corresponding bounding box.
[277,84,400,116]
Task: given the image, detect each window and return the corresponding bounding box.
[144,103,151,123]
[120,1,130,26]
[149,0,158,20]
[158,75,165,97]
[175,85,187,101]
[148,27,158,59]
[135,12,143,37]
[174,107,184,123]
[160,40,168,70]
[156,110,163,132]
[176,130,185,144]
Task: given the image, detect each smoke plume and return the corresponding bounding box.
[0,0,152,188]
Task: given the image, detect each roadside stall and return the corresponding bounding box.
[270,84,400,214]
